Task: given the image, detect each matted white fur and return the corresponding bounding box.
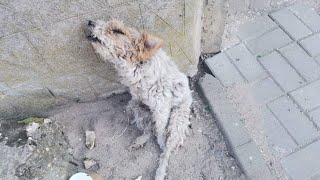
[87,19,192,180]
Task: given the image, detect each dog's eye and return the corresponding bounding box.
[113,28,125,35]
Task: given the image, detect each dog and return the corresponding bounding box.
[87,19,192,180]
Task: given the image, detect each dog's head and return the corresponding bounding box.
[87,19,163,64]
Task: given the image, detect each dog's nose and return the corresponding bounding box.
[88,20,95,27]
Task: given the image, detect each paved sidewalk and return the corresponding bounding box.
[200,3,320,180]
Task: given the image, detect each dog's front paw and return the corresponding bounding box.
[128,141,144,150]
[128,134,151,151]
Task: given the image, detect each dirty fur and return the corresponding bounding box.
[87,19,192,180]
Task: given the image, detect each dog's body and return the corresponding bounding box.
[87,19,192,180]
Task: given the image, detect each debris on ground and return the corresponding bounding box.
[26,123,40,136]
[83,158,99,170]
[88,172,104,180]
[135,175,142,180]
[6,121,77,180]
[85,131,96,150]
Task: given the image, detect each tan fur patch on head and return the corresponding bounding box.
[134,32,163,62]
[96,19,163,63]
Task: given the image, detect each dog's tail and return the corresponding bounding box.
[155,101,191,180]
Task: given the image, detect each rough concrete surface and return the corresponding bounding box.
[201,0,226,54]
[0,92,245,179]
[0,0,204,120]
[0,120,77,180]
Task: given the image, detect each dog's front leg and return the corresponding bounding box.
[126,98,140,125]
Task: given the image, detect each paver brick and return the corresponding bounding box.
[268,96,318,145]
[249,0,270,10]
[290,80,320,111]
[198,74,251,148]
[261,107,297,157]
[205,53,244,87]
[270,9,312,40]
[226,44,267,82]
[279,43,320,82]
[299,33,320,57]
[289,4,320,33]
[281,140,320,180]
[309,108,320,128]
[246,28,292,55]
[233,141,274,180]
[237,16,278,41]
[251,77,283,105]
[259,51,305,91]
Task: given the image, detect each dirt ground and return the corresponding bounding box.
[0,87,245,180]
[50,89,245,180]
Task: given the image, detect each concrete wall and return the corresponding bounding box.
[0,0,204,119]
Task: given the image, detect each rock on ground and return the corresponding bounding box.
[0,120,77,180]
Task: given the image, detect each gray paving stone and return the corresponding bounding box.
[309,108,320,128]
[261,107,297,157]
[259,51,305,91]
[268,96,318,145]
[299,33,320,57]
[279,43,320,82]
[289,4,320,33]
[233,141,274,180]
[270,9,312,40]
[237,16,278,41]
[251,77,283,105]
[205,53,245,86]
[281,140,320,180]
[226,44,267,82]
[249,0,271,10]
[198,74,251,148]
[246,28,292,55]
[290,80,320,111]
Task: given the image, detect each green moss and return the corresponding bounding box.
[18,117,44,124]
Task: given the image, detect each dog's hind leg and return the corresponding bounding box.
[155,102,191,180]
[153,107,171,150]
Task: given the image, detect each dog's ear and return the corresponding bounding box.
[136,32,163,62]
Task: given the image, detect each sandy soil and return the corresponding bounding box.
[47,91,245,180]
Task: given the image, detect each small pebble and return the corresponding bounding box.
[44,118,52,124]
[85,130,96,150]
[84,159,98,170]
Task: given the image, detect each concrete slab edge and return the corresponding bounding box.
[197,73,274,180]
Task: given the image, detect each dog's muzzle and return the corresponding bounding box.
[85,20,102,43]
[87,35,102,44]
[88,20,95,27]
